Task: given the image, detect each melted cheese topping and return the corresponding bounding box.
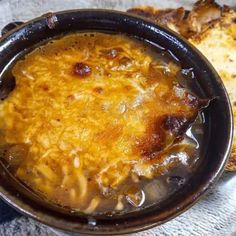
[0,33,200,211]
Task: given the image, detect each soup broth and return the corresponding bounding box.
[0,33,207,214]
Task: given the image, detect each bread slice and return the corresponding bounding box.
[128,0,236,171]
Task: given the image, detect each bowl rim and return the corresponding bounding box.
[0,8,233,235]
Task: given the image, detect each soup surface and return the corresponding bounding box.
[0,33,207,214]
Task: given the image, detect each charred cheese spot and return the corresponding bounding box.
[136,114,194,160]
[73,62,92,77]
[93,86,104,94]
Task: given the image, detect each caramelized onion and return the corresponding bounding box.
[0,144,28,171]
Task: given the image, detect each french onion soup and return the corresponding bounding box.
[0,33,208,214]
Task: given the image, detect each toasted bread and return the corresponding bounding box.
[128,0,236,171]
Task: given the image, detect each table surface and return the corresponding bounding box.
[0,0,236,235]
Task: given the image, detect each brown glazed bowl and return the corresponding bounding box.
[0,9,233,235]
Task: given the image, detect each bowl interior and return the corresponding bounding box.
[0,10,233,235]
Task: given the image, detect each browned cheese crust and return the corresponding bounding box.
[0,33,208,211]
[128,0,236,171]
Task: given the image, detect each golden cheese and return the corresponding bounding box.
[0,33,204,212]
